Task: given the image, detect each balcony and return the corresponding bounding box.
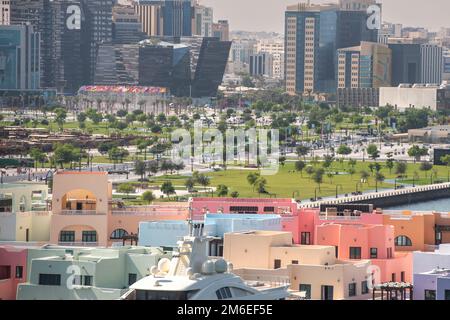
[57,242,99,247]
[319,215,362,221]
[60,210,105,216]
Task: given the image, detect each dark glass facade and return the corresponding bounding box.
[285,7,378,94]
[389,43,421,86]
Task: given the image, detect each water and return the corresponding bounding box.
[386,198,450,212]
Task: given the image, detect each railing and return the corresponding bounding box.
[60,210,105,215]
[0,211,13,217]
[319,215,362,221]
[58,241,99,247]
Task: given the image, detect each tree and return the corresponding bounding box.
[196,174,211,194]
[305,165,315,179]
[375,172,385,192]
[296,145,310,160]
[279,156,287,167]
[108,147,129,168]
[230,191,239,198]
[408,145,428,163]
[441,154,450,167]
[147,160,159,177]
[53,143,78,169]
[419,161,433,178]
[134,160,147,183]
[161,181,176,199]
[348,167,356,178]
[322,154,334,169]
[142,191,155,204]
[395,161,408,176]
[295,160,306,176]
[360,170,370,183]
[117,109,127,118]
[366,144,380,161]
[30,148,46,170]
[185,177,195,192]
[216,184,229,197]
[312,168,324,191]
[247,172,260,190]
[117,183,135,197]
[336,145,352,158]
[348,159,357,168]
[54,108,67,131]
[255,177,268,195]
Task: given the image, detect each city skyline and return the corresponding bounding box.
[203,0,450,33]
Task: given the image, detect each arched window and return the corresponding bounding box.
[110,229,128,240]
[395,235,412,246]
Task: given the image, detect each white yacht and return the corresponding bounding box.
[119,235,289,300]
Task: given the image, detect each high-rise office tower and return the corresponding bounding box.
[10,0,83,93]
[420,44,443,84]
[112,4,147,44]
[337,41,391,89]
[249,52,273,77]
[192,1,213,37]
[285,2,378,94]
[212,20,229,42]
[0,0,9,25]
[388,43,421,86]
[133,0,192,37]
[0,24,40,89]
[81,0,114,85]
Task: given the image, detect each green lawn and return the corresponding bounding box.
[143,161,450,200]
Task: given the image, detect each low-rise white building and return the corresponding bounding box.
[379,83,450,111]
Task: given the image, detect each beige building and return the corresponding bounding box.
[224,231,372,300]
[0,0,9,25]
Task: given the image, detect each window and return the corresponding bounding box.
[274,259,281,269]
[15,266,23,279]
[299,284,311,299]
[110,229,128,240]
[401,271,405,282]
[348,283,357,297]
[335,246,339,258]
[216,287,232,300]
[361,281,369,294]
[370,248,378,259]
[292,260,299,265]
[349,247,361,259]
[39,274,61,286]
[59,231,75,243]
[445,290,450,300]
[391,273,396,282]
[82,231,97,243]
[425,290,436,300]
[387,247,393,259]
[395,235,412,247]
[229,206,258,214]
[301,232,311,245]
[0,265,11,280]
[128,273,137,286]
[263,206,275,212]
[83,275,93,286]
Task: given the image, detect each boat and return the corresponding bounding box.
[119,235,289,300]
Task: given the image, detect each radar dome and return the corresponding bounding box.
[201,260,215,275]
[215,259,228,273]
[158,258,171,273]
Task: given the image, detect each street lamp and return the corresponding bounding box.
[314,187,320,202]
[335,184,343,198]
[394,178,397,190]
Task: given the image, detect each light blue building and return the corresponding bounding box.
[138,214,282,256]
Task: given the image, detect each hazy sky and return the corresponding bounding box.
[203,0,450,33]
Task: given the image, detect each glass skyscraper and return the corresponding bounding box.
[285,3,378,94]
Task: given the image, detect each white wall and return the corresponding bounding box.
[379,87,438,110]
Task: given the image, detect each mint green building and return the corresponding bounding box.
[17,245,171,300]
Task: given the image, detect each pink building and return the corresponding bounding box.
[189,197,298,219]
[0,246,27,300]
[315,223,412,283]
[49,172,189,247]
